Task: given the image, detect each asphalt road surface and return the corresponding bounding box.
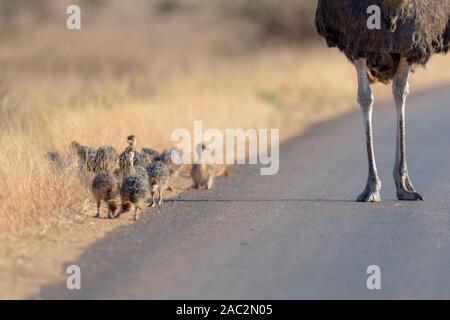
[39,86,450,299]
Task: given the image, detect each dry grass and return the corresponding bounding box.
[1,55,449,299]
[1,48,449,238]
[0,0,449,298]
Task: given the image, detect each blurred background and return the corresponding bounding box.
[0,0,448,299]
[0,0,324,138]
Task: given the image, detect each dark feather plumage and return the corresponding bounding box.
[146,160,171,192]
[120,175,149,205]
[93,145,118,173]
[70,141,97,171]
[142,148,160,160]
[156,147,183,178]
[316,0,449,82]
[118,150,153,168]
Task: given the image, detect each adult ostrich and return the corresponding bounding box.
[316,0,449,202]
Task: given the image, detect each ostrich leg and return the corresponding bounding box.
[392,57,424,201]
[355,59,382,202]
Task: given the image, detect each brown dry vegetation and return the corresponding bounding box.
[0,0,449,298]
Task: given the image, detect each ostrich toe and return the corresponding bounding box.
[357,179,382,202]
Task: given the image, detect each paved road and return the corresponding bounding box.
[39,86,450,299]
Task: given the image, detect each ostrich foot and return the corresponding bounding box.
[357,177,382,202]
[396,175,424,201]
[397,190,423,201]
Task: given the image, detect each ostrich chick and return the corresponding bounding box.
[120,136,153,168]
[45,150,71,171]
[91,171,120,219]
[191,143,215,190]
[117,146,148,180]
[127,135,137,148]
[70,141,97,172]
[142,148,160,161]
[119,174,149,221]
[93,145,119,173]
[146,161,171,207]
[157,146,183,178]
